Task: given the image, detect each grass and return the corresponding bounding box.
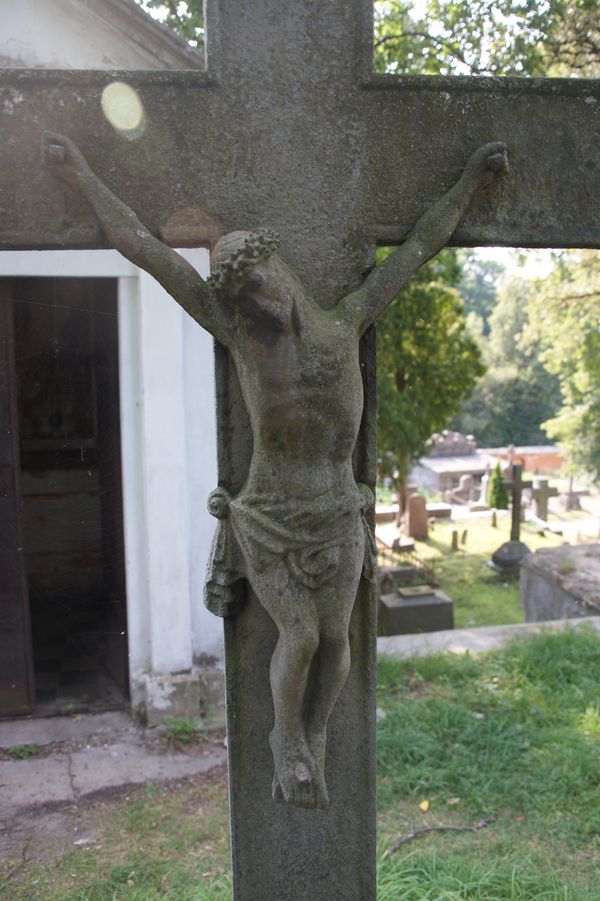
[163,716,207,748]
[387,514,567,628]
[2,782,232,900]
[6,628,600,899]
[376,626,600,897]
[5,743,39,760]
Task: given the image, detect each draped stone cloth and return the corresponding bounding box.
[204,483,377,618]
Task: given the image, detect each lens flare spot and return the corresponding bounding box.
[101,82,145,140]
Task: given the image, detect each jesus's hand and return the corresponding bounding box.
[42,131,91,189]
[463,141,509,189]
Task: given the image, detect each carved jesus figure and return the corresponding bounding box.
[43,132,508,809]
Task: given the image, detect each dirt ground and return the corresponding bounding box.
[0,764,228,886]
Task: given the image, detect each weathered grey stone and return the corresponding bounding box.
[377,564,420,594]
[426,502,452,519]
[41,124,505,815]
[3,3,599,899]
[531,477,558,521]
[502,464,533,543]
[379,586,454,635]
[492,539,532,575]
[521,544,600,622]
[142,671,204,728]
[406,493,429,541]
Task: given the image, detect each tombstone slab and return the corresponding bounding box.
[379,586,454,635]
[491,539,532,576]
[531,477,558,522]
[377,564,420,595]
[407,494,429,541]
[521,544,600,622]
[426,502,452,519]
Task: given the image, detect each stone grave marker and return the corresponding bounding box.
[379,585,454,635]
[407,493,429,541]
[531,476,559,522]
[492,463,533,574]
[457,473,475,501]
[521,544,600,621]
[2,3,600,898]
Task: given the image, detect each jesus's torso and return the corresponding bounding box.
[231,304,363,500]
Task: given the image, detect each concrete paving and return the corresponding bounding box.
[0,710,133,750]
[377,615,600,659]
[0,713,227,822]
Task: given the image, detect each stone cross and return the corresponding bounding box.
[1,3,600,900]
[531,476,559,522]
[503,463,533,542]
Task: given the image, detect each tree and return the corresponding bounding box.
[454,362,559,447]
[527,252,600,478]
[374,0,599,78]
[453,272,561,447]
[377,248,484,491]
[455,252,505,336]
[136,1,205,49]
[489,461,509,509]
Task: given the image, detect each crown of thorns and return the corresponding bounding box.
[208,229,281,293]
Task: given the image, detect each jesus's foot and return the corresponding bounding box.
[269,729,328,809]
[306,727,329,806]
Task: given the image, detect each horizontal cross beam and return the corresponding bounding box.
[1,71,599,313]
[361,75,600,249]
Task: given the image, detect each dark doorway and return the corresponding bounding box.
[0,276,128,716]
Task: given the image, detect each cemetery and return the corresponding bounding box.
[1,0,600,899]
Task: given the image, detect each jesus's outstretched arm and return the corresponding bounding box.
[340,141,509,334]
[42,132,228,343]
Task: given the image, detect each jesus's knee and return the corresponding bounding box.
[320,628,351,670]
[279,619,319,664]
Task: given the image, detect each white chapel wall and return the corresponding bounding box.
[0,250,221,715]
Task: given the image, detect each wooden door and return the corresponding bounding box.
[0,281,34,714]
[94,279,129,698]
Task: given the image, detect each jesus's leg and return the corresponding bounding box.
[249,561,325,807]
[305,521,365,785]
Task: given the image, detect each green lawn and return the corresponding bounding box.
[383,513,567,628]
[6,629,600,899]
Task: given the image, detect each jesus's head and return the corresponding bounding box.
[209,229,280,297]
[209,229,306,324]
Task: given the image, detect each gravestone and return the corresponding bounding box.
[492,463,533,575]
[406,493,429,541]
[379,585,454,635]
[521,545,600,621]
[531,476,558,522]
[457,473,475,501]
[2,3,600,899]
[469,468,491,511]
[377,563,420,596]
[427,502,452,519]
[480,469,491,505]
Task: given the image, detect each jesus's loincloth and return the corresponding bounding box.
[204,484,377,617]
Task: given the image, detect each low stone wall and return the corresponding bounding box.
[520,544,600,622]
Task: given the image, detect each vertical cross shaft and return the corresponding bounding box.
[503,464,533,542]
[2,3,599,900]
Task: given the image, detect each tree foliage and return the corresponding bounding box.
[374,0,599,77]
[136,0,205,50]
[377,249,484,487]
[456,253,505,336]
[527,252,600,478]
[489,461,509,509]
[453,271,561,447]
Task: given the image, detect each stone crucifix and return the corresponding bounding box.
[503,463,533,543]
[42,129,507,808]
[2,2,600,898]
